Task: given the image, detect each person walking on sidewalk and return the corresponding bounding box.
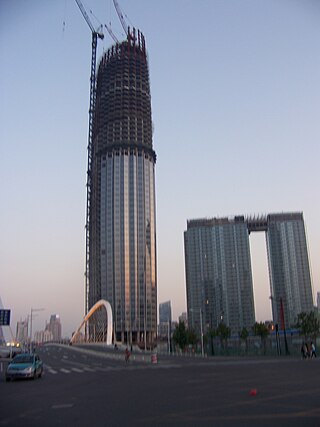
[125,347,131,363]
[310,341,317,358]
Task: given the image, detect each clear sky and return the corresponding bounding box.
[1,0,319,338]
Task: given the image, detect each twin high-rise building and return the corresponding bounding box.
[89,30,157,345]
[184,212,314,334]
[266,213,314,328]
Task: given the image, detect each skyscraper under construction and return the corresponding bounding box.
[88,29,157,346]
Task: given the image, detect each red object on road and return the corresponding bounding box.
[249,389,257,396]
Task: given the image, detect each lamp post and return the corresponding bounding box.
[29,307,44,352]
[199,308,204,357]
[269,295,281,355]
[280,297,290,356]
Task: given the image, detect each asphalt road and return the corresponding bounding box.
[0,344,320,426]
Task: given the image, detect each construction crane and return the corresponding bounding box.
[74,0,104,314]
[105,23,118,43]
[113,0,134,40]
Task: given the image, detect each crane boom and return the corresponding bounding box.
[105,23,118,43]
[74,0,104,314]
[75,0,95,33]
[113,0,129,36]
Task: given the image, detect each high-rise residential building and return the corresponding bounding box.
[16,319,28,345]
[266,213,314,327]
[158,301,172,338]
[184,212,314,335]
[178,312,188,327]
[184,217,255,335]
[89,30,157,345]
[317,292,320,311]
[45,314,62,342]
[34,330,53,344]
[159,301,172,324]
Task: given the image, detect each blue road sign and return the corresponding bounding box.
[0,309,11,326]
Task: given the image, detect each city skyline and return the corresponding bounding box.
[1,1,320,337]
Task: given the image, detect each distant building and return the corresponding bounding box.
[34,329,53,344]
[159,301,172,324]
[178,312,188,327]
[317,292,320,311]
[184,216,255,335]
[184,212,314,335]
[16,319,28,344]
[46,314,62,341]
[158,301,172,338]
[267,213,314,327]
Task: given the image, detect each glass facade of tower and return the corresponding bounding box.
[89,31,157,345]
[184,217,255,335]
[266,212,313,328]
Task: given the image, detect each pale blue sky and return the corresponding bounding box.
[1,0,319,338]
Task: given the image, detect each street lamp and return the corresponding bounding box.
[29,307,44,352]
[199,308,204,357]
[167,319,171,354]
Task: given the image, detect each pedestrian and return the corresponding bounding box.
[125,347,131,363]
[301,342,307,359]
[310,341,317,358]
[304,342,310,358]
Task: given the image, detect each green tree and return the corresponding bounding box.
[253,322,269,354]
[296,311,320,341]
[216,322,231,351]
[186,328,197,347]
[240,327,249,353]
[172,321,188,351]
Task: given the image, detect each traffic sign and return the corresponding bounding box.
[0,309,11,326]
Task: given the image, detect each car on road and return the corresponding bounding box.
[5,353,43,381]
[0,344,22,359]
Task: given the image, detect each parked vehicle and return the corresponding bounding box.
[5,353,43,381]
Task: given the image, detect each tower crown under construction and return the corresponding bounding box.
[94,29,155,157]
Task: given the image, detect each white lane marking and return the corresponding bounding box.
[60,368,71,374]
[82,367,95,372]
[71,368,83,373]
[44,364,58,374]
